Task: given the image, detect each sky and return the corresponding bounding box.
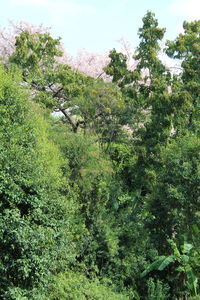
[1,0,200,55]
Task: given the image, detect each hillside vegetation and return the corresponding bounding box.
[0,11,200,299]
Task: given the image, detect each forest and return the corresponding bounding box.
[0,11,200,299]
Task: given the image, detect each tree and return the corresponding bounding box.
[0,66,76,298]
[9,30,88,132]
[1,11,200,300]
[70,80,125,146]
[166,20,200,133]
[0,21,49,62]
[117,11,172,196]
[148,134,200,248]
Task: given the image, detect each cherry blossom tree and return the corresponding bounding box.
[0,21,140,81]
[0,21,49,61]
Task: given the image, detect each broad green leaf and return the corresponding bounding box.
[158,255,176,271]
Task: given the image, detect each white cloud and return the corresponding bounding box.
[9,0,95,26]
[10,0,48,6]
[169,0,200,20]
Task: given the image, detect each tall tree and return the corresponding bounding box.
[166,20,200,133]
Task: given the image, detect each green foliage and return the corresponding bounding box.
[9,30,87,132]
[71,80,125,145]
[148,134,200,246]
[141,239,200,298]
[0,67,76,297]
[134,11,166,77]
[45,271,130,300]
[166,20,200,132]
[10,30,62,71]
[56,132,121,273]
[104,49,134,87]
[1,11,200,300]
[146,278,169,300]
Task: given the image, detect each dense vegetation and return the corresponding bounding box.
[0,11,200,299]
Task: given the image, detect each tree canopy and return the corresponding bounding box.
[0,11,200,299]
